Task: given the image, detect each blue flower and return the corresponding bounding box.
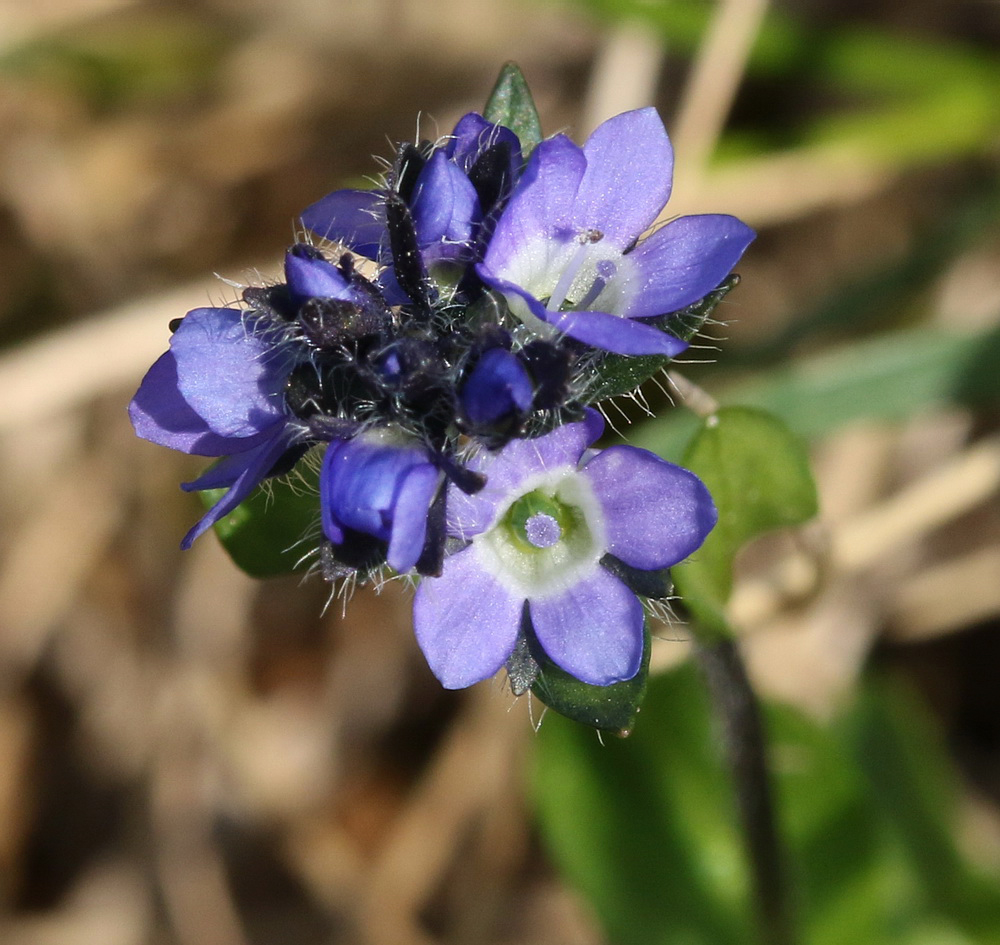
[320,429,444,574]
[413,411,717,688]
[477,108,755,356]
[129,306,299,548]
[300,113,521,301]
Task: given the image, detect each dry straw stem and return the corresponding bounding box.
[670,0,771,199]
[358,686,527,945]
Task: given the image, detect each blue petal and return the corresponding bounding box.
[622,214,756,319]
[574,108,674,249]
[387,463,440,573]
[413,546,523,688]
[481,134,586,274]
[581,445,717,570]
[460,348,533,428]
[169,307,290,439]
[284,246,353,303]
[544,308,689,357]
[300,188,386,260]
[179,430,293,549]
[410,151,480,260]
[530,566,644,685]
[129,351,270,456]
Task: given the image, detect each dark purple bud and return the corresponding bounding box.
[368,335,446,398]
[468,140,514,215]
[520,339,572,411]
[460,347,533,446]
[284,363,324,419]
[299,296,391,349]
[385,192,435,314]
[390,143,428,203]
[242,284,296,320]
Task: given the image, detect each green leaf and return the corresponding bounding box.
[199,458,320,578]
[585,276,739,402]
[533,663,751,945]
[530,621,651,735]
[672,407,817,636]
[482,61,543,156]
[534,662,1000,945]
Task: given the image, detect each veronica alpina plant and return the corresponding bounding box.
[129,62,757,730]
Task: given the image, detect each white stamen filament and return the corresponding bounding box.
[546,229,604,313]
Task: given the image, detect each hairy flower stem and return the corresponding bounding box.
[693,637,797,945]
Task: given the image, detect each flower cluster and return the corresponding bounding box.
[130,71,753,707]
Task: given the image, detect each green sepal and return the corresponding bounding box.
[483,61,543,157]
[585,276,740,403]
[530,618,652,736]
[198,457,320,578]
[673,407,818,638]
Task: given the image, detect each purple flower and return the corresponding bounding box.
[321,429,443,574]
[413,411,717,688]
[301,113,521,299]
[477,108,755,357]
[129,306,299,548]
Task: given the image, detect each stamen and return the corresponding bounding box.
[546,229,604,313]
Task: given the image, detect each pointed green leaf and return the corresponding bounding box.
[483,61,543,156]
[673,407,817,636]
[586,276,740,402]
[531,621,651,735]
[199,459,320,578]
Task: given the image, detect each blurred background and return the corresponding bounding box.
[0,0,999,943]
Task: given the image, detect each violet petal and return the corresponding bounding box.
[413,546,523,688]
[170,307,289,439]
[530,567,644,685]
[582,445,717,570]
[481,135,587,273]
[129,351,267,456]
[622,214,756,319]
[284,247,353,304]
[447,112,521,177]
[300,188,387,260]
[574,108,673,249]
[543,308,689,357]
[179,430,293,549]
[387,463,441,573]
[410,150,480,259]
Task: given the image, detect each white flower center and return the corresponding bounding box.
[475,469,606,599]
[498,228,638,332]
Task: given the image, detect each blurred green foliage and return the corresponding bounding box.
[571,0,1000,165]
[0,10,225,113]
[535,664,1000,945]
